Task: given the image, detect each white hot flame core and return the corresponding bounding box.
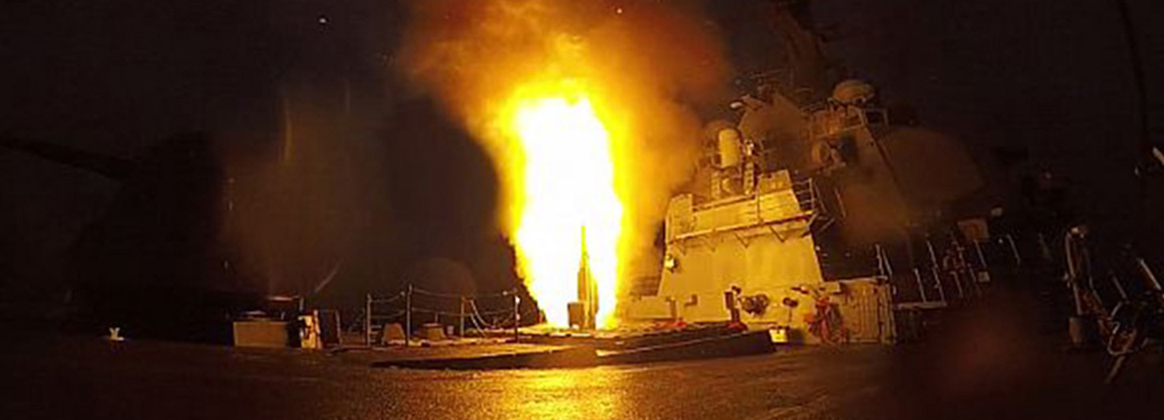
[513,96,622,328]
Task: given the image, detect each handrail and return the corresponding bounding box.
[669,177,824,242]
[363,284,524,346]
[673,212,813,242]
[373,286,518,302]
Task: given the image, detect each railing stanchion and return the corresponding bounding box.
[926,239,948,303]
[364,293,372,346]
[512,292,520,343]
[973,240,988,271]
[459,297,466,339]
[1004,234,1022,266]
[405,284,413,346]
[914,267,929,302]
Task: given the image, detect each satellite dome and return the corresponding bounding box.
[831,79,876,105]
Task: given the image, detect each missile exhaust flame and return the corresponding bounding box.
[509,92,622,327]
[396,0,731,330]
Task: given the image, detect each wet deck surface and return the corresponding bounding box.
[350,342,575,362]
[2,287,1162,419]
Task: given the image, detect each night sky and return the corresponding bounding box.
[1,0,1160,305]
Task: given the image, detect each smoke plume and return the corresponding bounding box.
[396,0,732,300]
